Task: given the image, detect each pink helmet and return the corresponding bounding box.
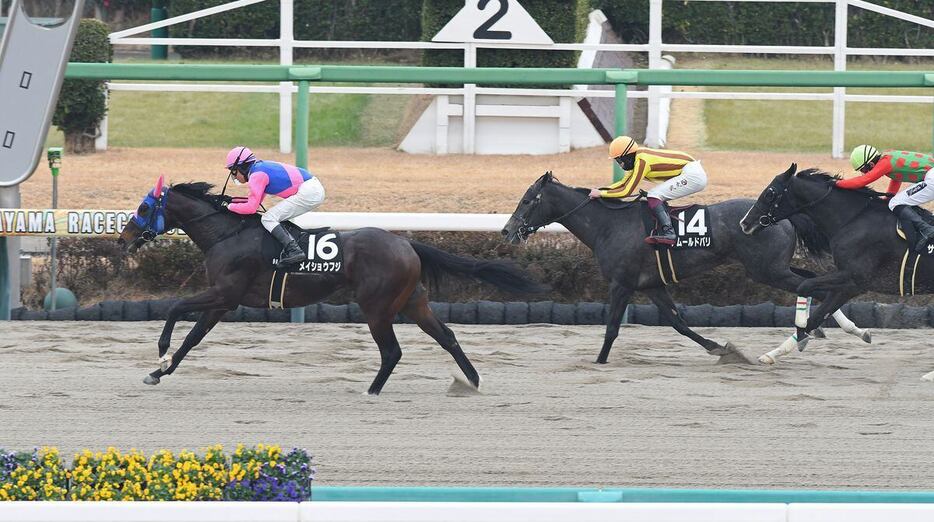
[225,146,256,169]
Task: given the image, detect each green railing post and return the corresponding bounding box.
[150,0,168,60]
[606,71,636,182]
[613,83,627,182]
[289,77,311,323]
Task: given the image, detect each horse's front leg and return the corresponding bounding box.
[146,308,228,385]
[148,287,237,384]
[157,288,234,360]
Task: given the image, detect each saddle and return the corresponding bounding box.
[635,202,713,285]
[895,212,934,296]
[262,224,346,308]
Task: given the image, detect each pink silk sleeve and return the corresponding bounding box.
[227,172,269,214]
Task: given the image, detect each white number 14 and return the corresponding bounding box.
[677,210,708,236]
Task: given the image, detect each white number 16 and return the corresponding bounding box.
[309,233,339,261]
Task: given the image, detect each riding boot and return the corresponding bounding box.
[270,224,306,267]
[894,205,934,254]
[646,202,677,245]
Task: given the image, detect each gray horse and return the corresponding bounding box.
[502,172,869,363]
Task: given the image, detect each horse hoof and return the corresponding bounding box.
[861,329,872,344]
[758,354,776,365]
[811,327,826,339]
[143,375,160,385]
[716,343,756,365]
[448,373,482,396]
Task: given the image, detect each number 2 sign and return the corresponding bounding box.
[432,0,553,45]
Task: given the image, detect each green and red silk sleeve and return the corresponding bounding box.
[835,156,892,190]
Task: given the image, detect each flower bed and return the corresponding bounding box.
[0,445,314,501]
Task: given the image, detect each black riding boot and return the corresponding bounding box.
[647,202,676,245]
[270,224,306,267]
[894,205,934,254]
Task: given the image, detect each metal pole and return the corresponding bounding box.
[0,187,22,320]
[832,0,847,158]
[47,147,61,312]
[290,79,309,323]
[150,0,168,60]
[463,43,476,154]
[279,0,294,154]
[645,0,663,147]
[614,83,628,182]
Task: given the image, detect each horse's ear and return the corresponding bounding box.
[545,170,553,181]
[781,163,797,181]
[153,175,165,196]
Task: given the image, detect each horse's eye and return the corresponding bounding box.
[138,204,150,216]
[521,199,530,205]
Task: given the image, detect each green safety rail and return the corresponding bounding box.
[310,486,934,503]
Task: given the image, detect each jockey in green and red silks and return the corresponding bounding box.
[836,145,934,252]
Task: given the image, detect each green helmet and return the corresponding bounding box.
[850,144,880,171]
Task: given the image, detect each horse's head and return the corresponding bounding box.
[502,171,559,244]
[119,175,168,253]
[740,163,798,235]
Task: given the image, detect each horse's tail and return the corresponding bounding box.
[409,241,548,295]
[788,213,831,259]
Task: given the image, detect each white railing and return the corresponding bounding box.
[104,0,934,157]
[3,501,934,522]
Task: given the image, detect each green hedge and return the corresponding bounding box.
[52,19,112,154]
[421,0,584,78]
[168,0,422,58]
[589,0,934,49]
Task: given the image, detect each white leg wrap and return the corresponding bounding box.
[159,354,172,372]
[794,296,809,329]
[760,335,798,365]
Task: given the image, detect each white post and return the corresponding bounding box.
[436,95,449,154]
[832,0,847,159]
[463,43,476,154]
[279,0,294,154]
[645,0,663,147]
[95,89,108,151]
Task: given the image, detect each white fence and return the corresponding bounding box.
[4,501,934,522]
[103,0,934,157]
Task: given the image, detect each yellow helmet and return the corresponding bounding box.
[609,136,639,159]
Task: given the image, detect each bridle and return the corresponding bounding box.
[755,178,834,228]
[515,187,592,240]
[136,190,229,246]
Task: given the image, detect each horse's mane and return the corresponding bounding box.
[795,168,890,202]
[170,182,229,209]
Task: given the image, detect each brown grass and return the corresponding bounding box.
[18,146,864,213]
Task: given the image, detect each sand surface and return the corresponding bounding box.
[1,321,933,489]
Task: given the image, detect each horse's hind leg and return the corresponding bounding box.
[643,287,752,363]
[403,289,480,389]
[363,317,403,396]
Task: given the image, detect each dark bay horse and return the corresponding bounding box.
[502,172,868,364]
[118,177,544,395]
[741,164,927,370]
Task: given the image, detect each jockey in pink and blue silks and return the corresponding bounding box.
[224,146,326,267]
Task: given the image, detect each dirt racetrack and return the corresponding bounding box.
[18,147,858,212]
[2,321,933,489]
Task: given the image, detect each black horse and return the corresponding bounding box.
[741,164,926,364]
[118,177,544,395]
[502,172,868,363]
